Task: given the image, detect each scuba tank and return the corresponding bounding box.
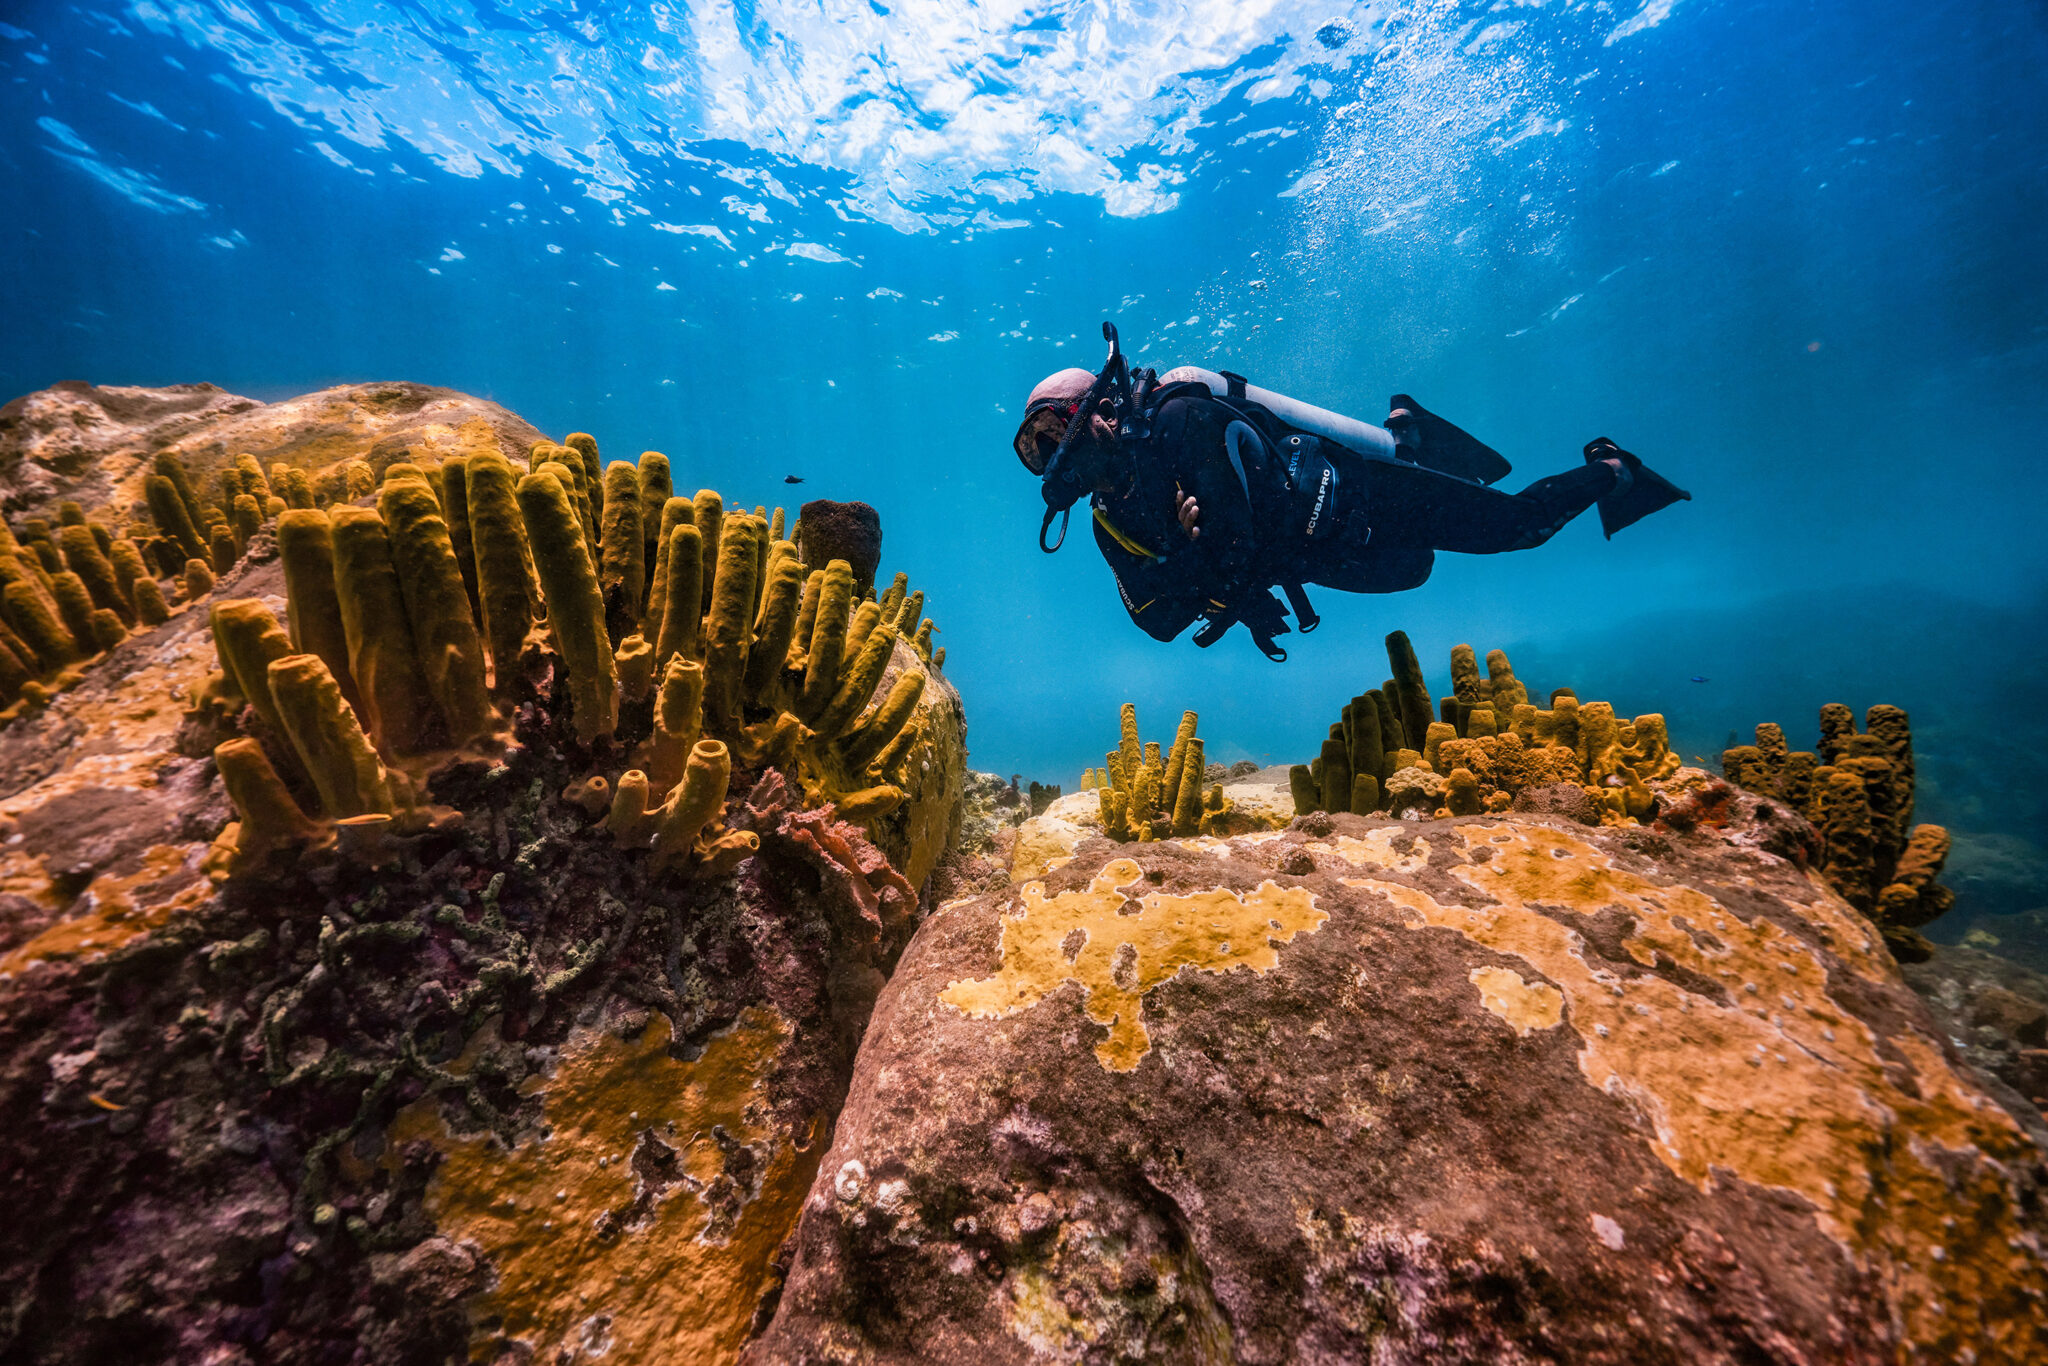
[1157,365,1513,485]
[1158,365,1401,462]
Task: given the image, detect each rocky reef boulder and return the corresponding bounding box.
[0,379,543,520]
[0,379,973,1366]
[753,809,2048,1363]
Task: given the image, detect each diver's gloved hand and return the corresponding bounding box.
[1234,589,1293,662]
[1237,589,1290,637]
[1190,587,1292,660]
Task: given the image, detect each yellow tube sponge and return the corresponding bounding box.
[133,577,170,626]
[565,433,605,514]
[151,451,211,533]
[841,668,925,771]
[1351,773,1381,816]
[644,496,692,635]
[653,523,704,667]
[465,453,538,701]
[234,453,272,503]
[615,634,655,703]
[790,569,823,673]
[1577,701,1623,782]
[702,514,761,732]
[651,738,731,870]
[606,769,658,847]
[282,467,317,510]
[877,573,908,625]
[267,653,392,817]
[1318,736,1351,813]
[0,636,30,702]
[107,537,147,610]
[1172,737,1205,836]
[437,454,480,620]
[1814,768,1876,911]
[330,506,434,755]
[87,608,125,652]
[1386,630,1434,756]
[208,524,238,574]
[836,785,905,824]
[517,471,618,746]
[692,490,724,615]
[231,494,263,556]
[1289,765,1318,815]
[215,738,323,865]
[182,557,214,601]
[599,460,645,643]
[893,589,925,636]
[144,474,209,562]
[209,598,297,737]
[1449,643,1481,704]
[1129,762,1161,841]
[1161,710,1198,806]
[647,657,706,795]
[341,460,375,501]
[743,554,805,702]
[57,525,133,625]
[636,453,672,594]
[813,622,897,739]
[1099,787,1131,841]
[277,510,363,718]
[1422,721,1456,774]
[1118,703,1142,777]
[798,559,854,722]
[379,475,494,747]
[1447,767,1483,816]
[841,598,882,666]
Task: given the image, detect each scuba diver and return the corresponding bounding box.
[1014,322,1690,659]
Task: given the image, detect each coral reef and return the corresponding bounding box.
[1722,703,1954,961]
[0,383,968,1366]
[1088,703,1235,840]
[0,455,275,726]
[1288,631,1679,825]
[176,431,960,888]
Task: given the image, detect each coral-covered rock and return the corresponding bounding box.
[753,812,2048,1364]
[0,380,543,522]
[0,381,970,1366]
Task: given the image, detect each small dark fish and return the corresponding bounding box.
[1690,676,1710,683]
[784,474,805,484]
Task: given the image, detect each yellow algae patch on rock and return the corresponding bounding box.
[1467,965,1563,1035]
[0,844,207,976]
[940,857,1326,1071]
[393,1007,821,1366]
[1327,820,2048,1359]
[1008,789,1101,882]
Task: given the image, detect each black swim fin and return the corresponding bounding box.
[1386,394,1513,485]
[1583,438,1690,538]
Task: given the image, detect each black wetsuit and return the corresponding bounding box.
[1092,393,1618,644]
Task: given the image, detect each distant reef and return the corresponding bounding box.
[1,381,2044,1365]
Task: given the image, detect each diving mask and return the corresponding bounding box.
[1012,396,1081,475]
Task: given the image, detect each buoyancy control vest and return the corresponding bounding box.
[1106,374,1345,657]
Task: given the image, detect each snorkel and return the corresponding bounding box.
[1037,321,1134,553]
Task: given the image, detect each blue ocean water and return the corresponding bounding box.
[5,1,2047,916]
